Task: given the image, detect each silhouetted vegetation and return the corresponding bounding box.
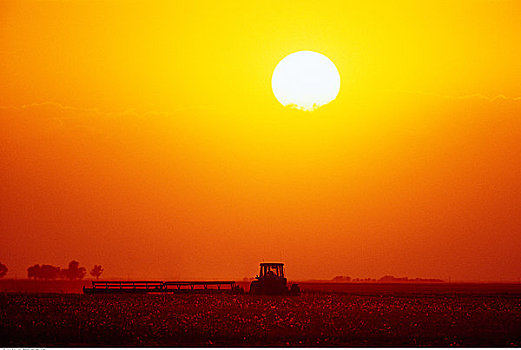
[27,264,60,280]
[378,275,444,283]
[332,275,351,282]
[0,262,7,278]
[27,261,87,280]
[27,265,39,279]
[353,277,377,282]
[329,275,444,283]
[89,265,103,280]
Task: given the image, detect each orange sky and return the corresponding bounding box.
[1,0,521,281]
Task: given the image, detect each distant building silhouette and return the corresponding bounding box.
[62,260,86,280]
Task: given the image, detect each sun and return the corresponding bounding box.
[272,51,340,111]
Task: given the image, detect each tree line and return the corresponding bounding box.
[0,261,103,280]
[332,275,444,283]
[27,261,104,280]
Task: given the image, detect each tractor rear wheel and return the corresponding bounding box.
[290,284,301,296]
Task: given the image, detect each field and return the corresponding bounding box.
[1,284,521,346]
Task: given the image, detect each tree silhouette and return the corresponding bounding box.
[27,264,41,279]
[40,264,60,280]
[332,275,351,282]
[90,265,103,280]
[62,260,86,280]
[27,264,61,280]
[0,262,7,278]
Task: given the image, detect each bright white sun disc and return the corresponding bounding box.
[272,51,340,111]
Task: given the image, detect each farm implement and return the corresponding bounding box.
[83,280,241,294]
[83,262,300,296]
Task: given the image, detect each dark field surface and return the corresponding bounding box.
[1,287,521,347]
[298,282,521,297]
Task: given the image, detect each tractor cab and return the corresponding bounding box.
[258,263,285,279]
[250,262,300,296]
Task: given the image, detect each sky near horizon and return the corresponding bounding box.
[1,1,521,281]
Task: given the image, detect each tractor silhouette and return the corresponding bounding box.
[249,262,300,296]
